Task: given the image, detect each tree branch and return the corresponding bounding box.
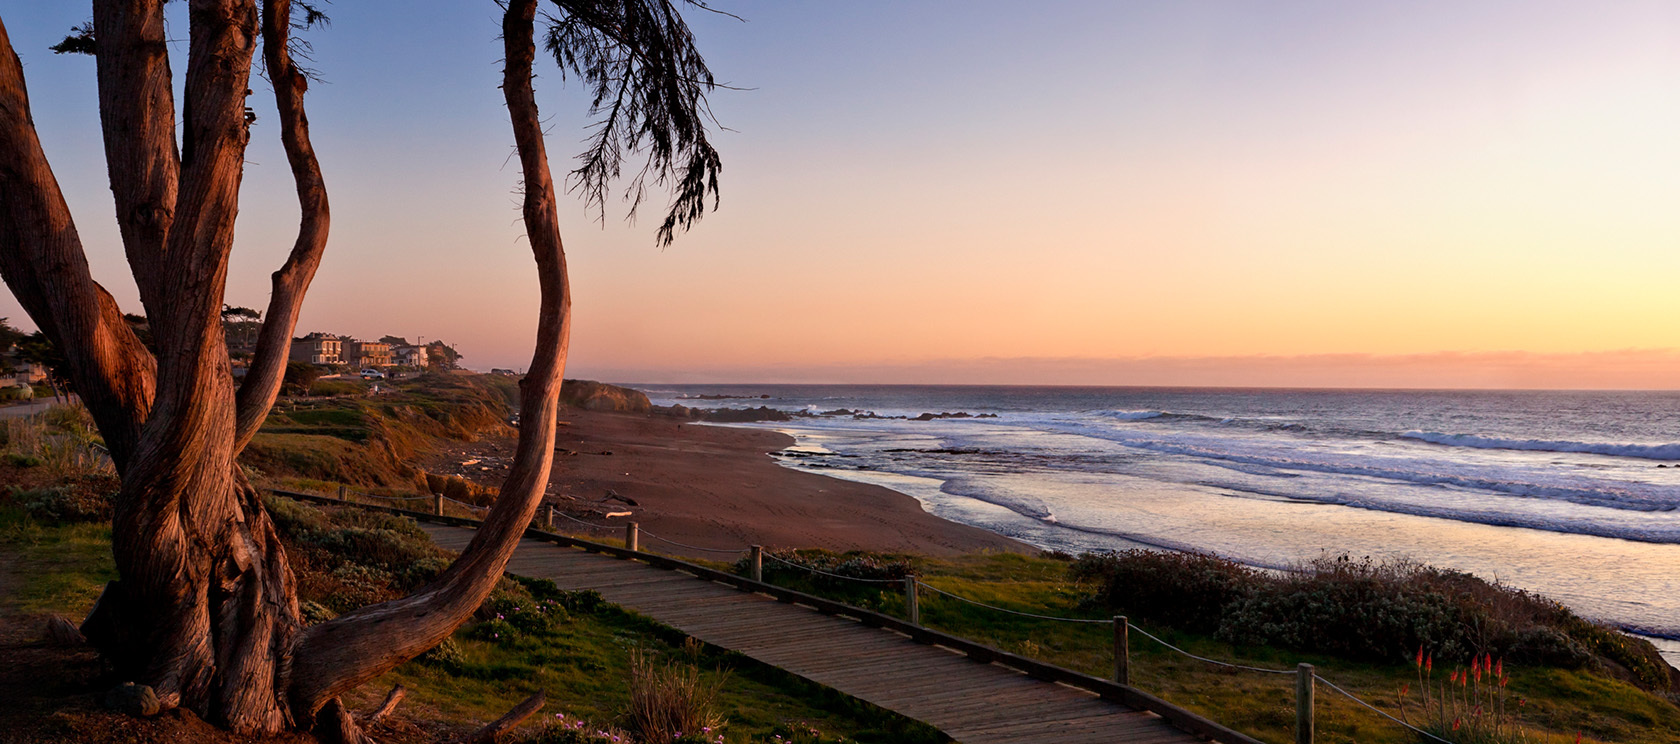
[0,14,156,469]
[284,0,571,719]
[91,0,180,316]
[455,692,545,744]
[235,0,331,453]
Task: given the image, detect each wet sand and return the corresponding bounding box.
[427,410,1028,559]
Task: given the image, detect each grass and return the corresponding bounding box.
[0,503,116,619]
[679,546,1680,744]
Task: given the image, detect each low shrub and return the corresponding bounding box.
[1072,550,1673,686]
[9,484,113,524]
[736,549,915,590]
[1070,549,1252,635]
[625,644,727,744]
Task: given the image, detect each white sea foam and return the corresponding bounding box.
[1401,431,1680,461]
[1103,410,1165,420]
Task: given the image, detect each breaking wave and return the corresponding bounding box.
[1401,431,1680,461]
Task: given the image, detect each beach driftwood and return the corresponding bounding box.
[454,692,545,744]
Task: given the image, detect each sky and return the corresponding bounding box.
[2,1,1680,388]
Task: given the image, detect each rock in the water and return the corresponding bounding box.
[105,682,161,717]
[44,615,85,646]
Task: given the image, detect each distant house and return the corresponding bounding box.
[392,345,429,369]
[345,340,393,368]
[289,332,343,365]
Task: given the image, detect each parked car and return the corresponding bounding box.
[360,368,385,380]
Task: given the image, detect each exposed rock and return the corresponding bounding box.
[560,379,652,413]
[105,682,161,717]
[651,403,700,419]
[702,406,791,423]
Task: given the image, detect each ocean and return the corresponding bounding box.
[635,384,1680,665]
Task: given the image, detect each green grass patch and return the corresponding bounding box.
[0,504,116,618]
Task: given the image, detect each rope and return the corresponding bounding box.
[762,553,906,584]
[550,509,619,532]
[1125,624,1296,675]
[354,492,432,502]
[441,495,489,513]
[1314,673,1453,744]
[636,528,749,555]
[915,581,1111,624]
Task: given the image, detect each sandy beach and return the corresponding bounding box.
[425,409,1029,559]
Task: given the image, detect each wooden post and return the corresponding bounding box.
[1296,663,1315,744]
[433,494,443,516]
[904,576,919,626]
[750,545,763,583]
[545,504,555,531]
[1113,616,1129,685]
[338,484,347,502]
[625,522,639,552]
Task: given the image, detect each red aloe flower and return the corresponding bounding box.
[1426,655,1434,672]
[1496,658,1504,678]
[1417,646,1424,668]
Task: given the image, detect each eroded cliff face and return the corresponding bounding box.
[560,379,651,413]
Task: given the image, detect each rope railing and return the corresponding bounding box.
[762,552,905,584]
[1124,623,1296,676]
[550,509,621,532]
[1314,672,1453,744]
[635,527,750,555]
[915,580,1111,624]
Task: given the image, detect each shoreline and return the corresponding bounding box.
[424,409,1029,559]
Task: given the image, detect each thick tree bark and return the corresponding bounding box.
[2,0,573,735]
[0,19,156,469]
[91,0,179,317]
[285,0,572,722]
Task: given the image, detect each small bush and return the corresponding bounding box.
[6,453,42,468]
[417,636,465,671]
[625,646,727,744]
[11,484,112,524]
[737,549,915,591]
[1070,549,1253,635]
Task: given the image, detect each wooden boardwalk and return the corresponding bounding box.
[422,524,1206,744]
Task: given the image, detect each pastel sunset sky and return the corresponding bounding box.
[3,1,1680,388]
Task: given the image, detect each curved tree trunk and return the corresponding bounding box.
[1,0,581,736]
[285,0,571,727]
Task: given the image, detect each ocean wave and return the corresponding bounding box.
[1102,410,1167,420]
[1008,420,1680,516]
[1401,431,1680,461]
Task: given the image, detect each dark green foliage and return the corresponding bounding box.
[416,636,466,671]
[6,452,41,467]
[50,22,96,55]
[282,361,325,396]
[1072,550,1672,690]
[541,0,726,245]
[266,495,449,611]
[8,484,112,524]
[1070,549,1250,635]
